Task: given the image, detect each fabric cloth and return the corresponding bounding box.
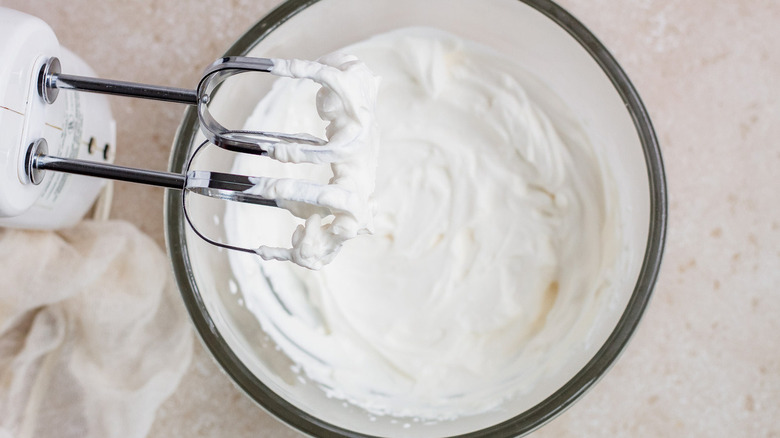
[0,220,192,438]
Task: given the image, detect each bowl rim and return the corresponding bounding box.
[165,0,667,436]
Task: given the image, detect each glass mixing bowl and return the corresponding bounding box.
[165,0,667,436]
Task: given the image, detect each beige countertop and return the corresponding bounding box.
[3,0,777,436]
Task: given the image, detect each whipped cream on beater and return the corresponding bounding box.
[248,54,380,270]
[226,28,618,420]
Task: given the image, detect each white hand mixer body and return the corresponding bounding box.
[0,8,115,229]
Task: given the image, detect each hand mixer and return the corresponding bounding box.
[30,55,329,253]
[0,8,327,254]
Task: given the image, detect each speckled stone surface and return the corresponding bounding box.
[3,0,777,436]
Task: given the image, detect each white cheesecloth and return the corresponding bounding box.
[0,220,192,438]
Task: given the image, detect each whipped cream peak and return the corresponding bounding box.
[247,54,381,270]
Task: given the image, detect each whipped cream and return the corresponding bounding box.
[226,27,618,420]
[247,54,380,270]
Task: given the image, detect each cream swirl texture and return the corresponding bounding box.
[226,27,618,419]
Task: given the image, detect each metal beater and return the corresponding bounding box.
[25,55,327,253]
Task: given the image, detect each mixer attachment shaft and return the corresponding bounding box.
[27,138,278,207]
[38,56,326,154]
